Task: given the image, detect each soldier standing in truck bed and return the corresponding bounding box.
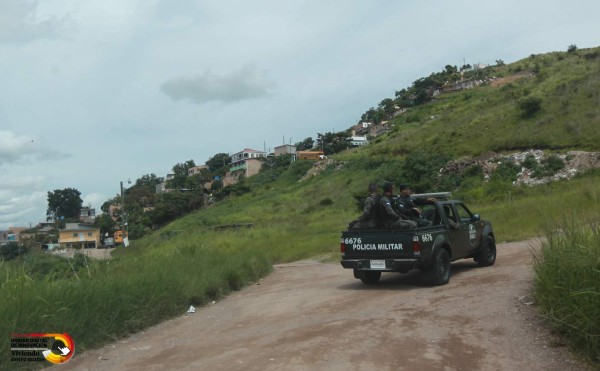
[395,184,433,227]
[355,183,381,229]
[380,183,417,229]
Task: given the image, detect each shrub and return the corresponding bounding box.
[567,44,577,53]
[533,154,565,178]
[0,243,28,261]
[522,154,539,170]
[518,96,542,117]
[492,160,521,182]
[399,150,451,192]
[319,198,334,206]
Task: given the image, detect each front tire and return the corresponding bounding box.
[359,271,381,285]
[475,235,496,267]
[424,248,451,285]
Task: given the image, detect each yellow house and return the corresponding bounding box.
[59,223,101,249]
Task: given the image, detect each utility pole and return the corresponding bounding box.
[120,181,128,249]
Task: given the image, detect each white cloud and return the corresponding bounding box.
[0,0,69,43]
[0,189,46,230]
[0,130,69,166]
[160,65,274,105]
[82,192,108,211]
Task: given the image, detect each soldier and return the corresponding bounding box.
[380,183,417,229]
[355,183,381,229]
[395,184,433,227]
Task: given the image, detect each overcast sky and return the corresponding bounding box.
[1,0,599,230]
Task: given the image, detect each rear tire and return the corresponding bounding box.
[424,248,451,285]
[475,235,496,267]
[359,271,381,285]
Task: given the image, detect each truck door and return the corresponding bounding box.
[445,204,470,258]
[455,203,481,255]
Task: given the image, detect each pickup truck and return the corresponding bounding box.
[340,196,496,285]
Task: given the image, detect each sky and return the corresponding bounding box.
[1,0,600,230]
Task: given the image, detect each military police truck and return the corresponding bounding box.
[340,194,496,285]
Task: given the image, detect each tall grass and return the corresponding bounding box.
[0,238,271,368]
[534,218,600,364]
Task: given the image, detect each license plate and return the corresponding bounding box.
[370,260,386,269]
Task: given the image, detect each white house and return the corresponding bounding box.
[350,136,368,146]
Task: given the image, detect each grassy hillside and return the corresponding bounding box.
[2,46,600,367]
[341,46,600,159]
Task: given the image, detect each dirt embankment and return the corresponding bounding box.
[63,240,588,371]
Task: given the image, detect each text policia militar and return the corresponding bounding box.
[352,243,403,251]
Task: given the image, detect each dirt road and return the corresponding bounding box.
[64,240,587,370]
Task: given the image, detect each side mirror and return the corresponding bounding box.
[471,214,481,221]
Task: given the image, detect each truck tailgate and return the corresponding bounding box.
[342,232,415,260]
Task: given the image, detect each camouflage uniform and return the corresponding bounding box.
[356,194,379,229]
[380,196,417,229]
[395,194,432,227]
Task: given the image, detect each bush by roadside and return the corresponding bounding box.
[534,218,600,364]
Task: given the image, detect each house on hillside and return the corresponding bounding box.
[441,79,483,94]
[349,136,368,146]
[369,122,390,137]
[352,122,372,136]
[188,165,208,176]
[1,227,28,243]
[36,222,55,232]
[80,207,96,224]
[108,204,121,222]
[156,174,173,193]
[393,107,409,117]
[223,148,267,187]
[58,223,101,249]
[0,231,9,245]
[274,144,296,157]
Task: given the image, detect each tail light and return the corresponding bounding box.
[340,242,346,253]
[412,235,421,256]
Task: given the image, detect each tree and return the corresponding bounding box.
[567,44,577,53]
[206,153,231,173]
[148,191,204,226]
[134,173,162,189]
[183,174,207,191]
[495,59,505,66]
[316,131,352,155]
[168,160,196,189]
[444,65,458,74]
[1,242,28,261]
[294,137,314,151]
[378,98,396,116]
[399,150,452,192]
[47,188,83,221]
[94,214,116,241]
